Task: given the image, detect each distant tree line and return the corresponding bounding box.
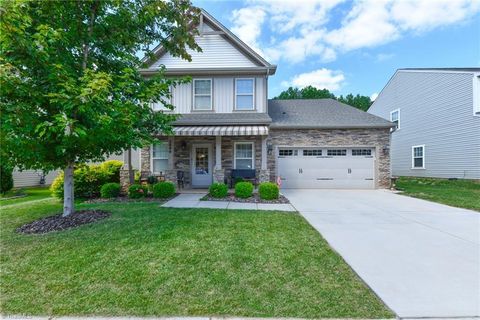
[274,86,372,111]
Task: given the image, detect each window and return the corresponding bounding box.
[474,76,480,116]
[279,149,297,156]
[303,149,322,156]
[152,86,173,112]
[234,142,254,169]
[327,149,347,156]
[193,79,212,110]
[390,109,400,129]
[152,143,169,173]
[412,145,425,169]
[235,78,254,110]
[352,149,372,156]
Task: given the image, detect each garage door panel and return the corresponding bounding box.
[277,147,375,189]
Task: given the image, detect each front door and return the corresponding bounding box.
[191,144,212,188]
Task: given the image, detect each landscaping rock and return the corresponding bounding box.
[16,210,111,234]
[202,193,290,204]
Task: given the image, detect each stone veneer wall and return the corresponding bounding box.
[266,128,391,188]
[140,136,263,188]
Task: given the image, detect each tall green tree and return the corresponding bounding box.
[0,0,200,216]
[274,86,372,111]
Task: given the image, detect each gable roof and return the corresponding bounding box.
[140,9,276,75]
[268,99,394,129]
[398,68,480,73]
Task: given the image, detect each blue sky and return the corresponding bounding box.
[194,0,480,99]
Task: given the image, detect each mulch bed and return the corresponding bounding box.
[202,193,290,204]
[16,210,111,234]
[84,194,178,204]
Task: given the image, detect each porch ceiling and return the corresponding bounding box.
[173,125,269,136]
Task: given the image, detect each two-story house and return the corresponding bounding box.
[125,9,393,190]
[369,68,480,179]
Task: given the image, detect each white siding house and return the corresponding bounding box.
[369,68,480,179]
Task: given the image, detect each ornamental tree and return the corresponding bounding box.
[0,0,200,215]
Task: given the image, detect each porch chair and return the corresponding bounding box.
[230,169,257,188]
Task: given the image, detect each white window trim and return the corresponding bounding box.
[193,78,213,111]
[390,108,400,130]
[150,143,169,174]
[234,141,255,169]
[234,78,255,111]
[411,145,425,169]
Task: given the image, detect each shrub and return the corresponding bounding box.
[100,183,121,198]
[128,184,147,199]
[234,177,244,185]
[152,181,175,198]
[209,182,228,198]
[100,160,123,183]
[235,181,254,199]
[0,164,14,195]
[258,182,279,200]
[50,160,124,199]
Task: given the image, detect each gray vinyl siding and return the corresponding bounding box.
[369,71,480,179]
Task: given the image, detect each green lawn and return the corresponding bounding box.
[0,187,52,206]
[0,199,393,318]
[396,177,480,211]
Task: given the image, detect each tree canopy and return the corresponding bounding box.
[0,0,201,215]
[274,86,373,111]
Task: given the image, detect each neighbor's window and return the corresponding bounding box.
[235,142,254,169]
[152,143,169,173]
[390,109,400,129]
[235,78,254,110]
[412,145,425,169]
[193,79,212,110]
[327,149,347,156]
[352,149,372,156]
[303,149,322,156]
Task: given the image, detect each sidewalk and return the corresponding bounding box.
[162,193,296,212]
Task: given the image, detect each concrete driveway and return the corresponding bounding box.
[283,189,480,319]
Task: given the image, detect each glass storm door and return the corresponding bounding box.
[191,144,212,187]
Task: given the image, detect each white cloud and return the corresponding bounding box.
[370,92,379,101]
[229,0,480,64]
[282,68,345,92]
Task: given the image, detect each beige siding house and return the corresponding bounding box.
[121,9,394,190]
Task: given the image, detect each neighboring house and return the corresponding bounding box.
[369,68,480,179]
[127,9,393,190]
[12,151,138,188]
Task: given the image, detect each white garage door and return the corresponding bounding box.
[277,147,375,189]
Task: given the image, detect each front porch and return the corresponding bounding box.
[127,126,271,189]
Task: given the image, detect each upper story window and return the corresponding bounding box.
[390,109,400,129]
[193,79,212,110]
[235,78,255,110]
[152,86,173,112]
[412,145,425,169]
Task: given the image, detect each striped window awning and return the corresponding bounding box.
[173,125,269,136]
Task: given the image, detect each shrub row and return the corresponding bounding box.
[51,160,123,199]
[127,181,176,199]
[208,181,280,200]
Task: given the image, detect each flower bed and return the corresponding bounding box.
[84,193,178,204]
[201,192,289,204]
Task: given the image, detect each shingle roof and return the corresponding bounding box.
[268,99,394,129]
[173,112,272,126]
[399,68,480,72]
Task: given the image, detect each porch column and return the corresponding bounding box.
[259,136,270,183]
[213,135,225,183]
[164,136,177,184]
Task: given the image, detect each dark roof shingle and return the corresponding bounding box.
[268,99,394,129]
[173,112,271,126]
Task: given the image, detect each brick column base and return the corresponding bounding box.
[213,169,225,184]
[258,169,270,183]
[119,169,130,194]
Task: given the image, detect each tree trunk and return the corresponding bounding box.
[128,148,134,184]
[63,164,75,217]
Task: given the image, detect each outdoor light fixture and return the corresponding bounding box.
[267,143,273,155]
[181,140,187,151]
